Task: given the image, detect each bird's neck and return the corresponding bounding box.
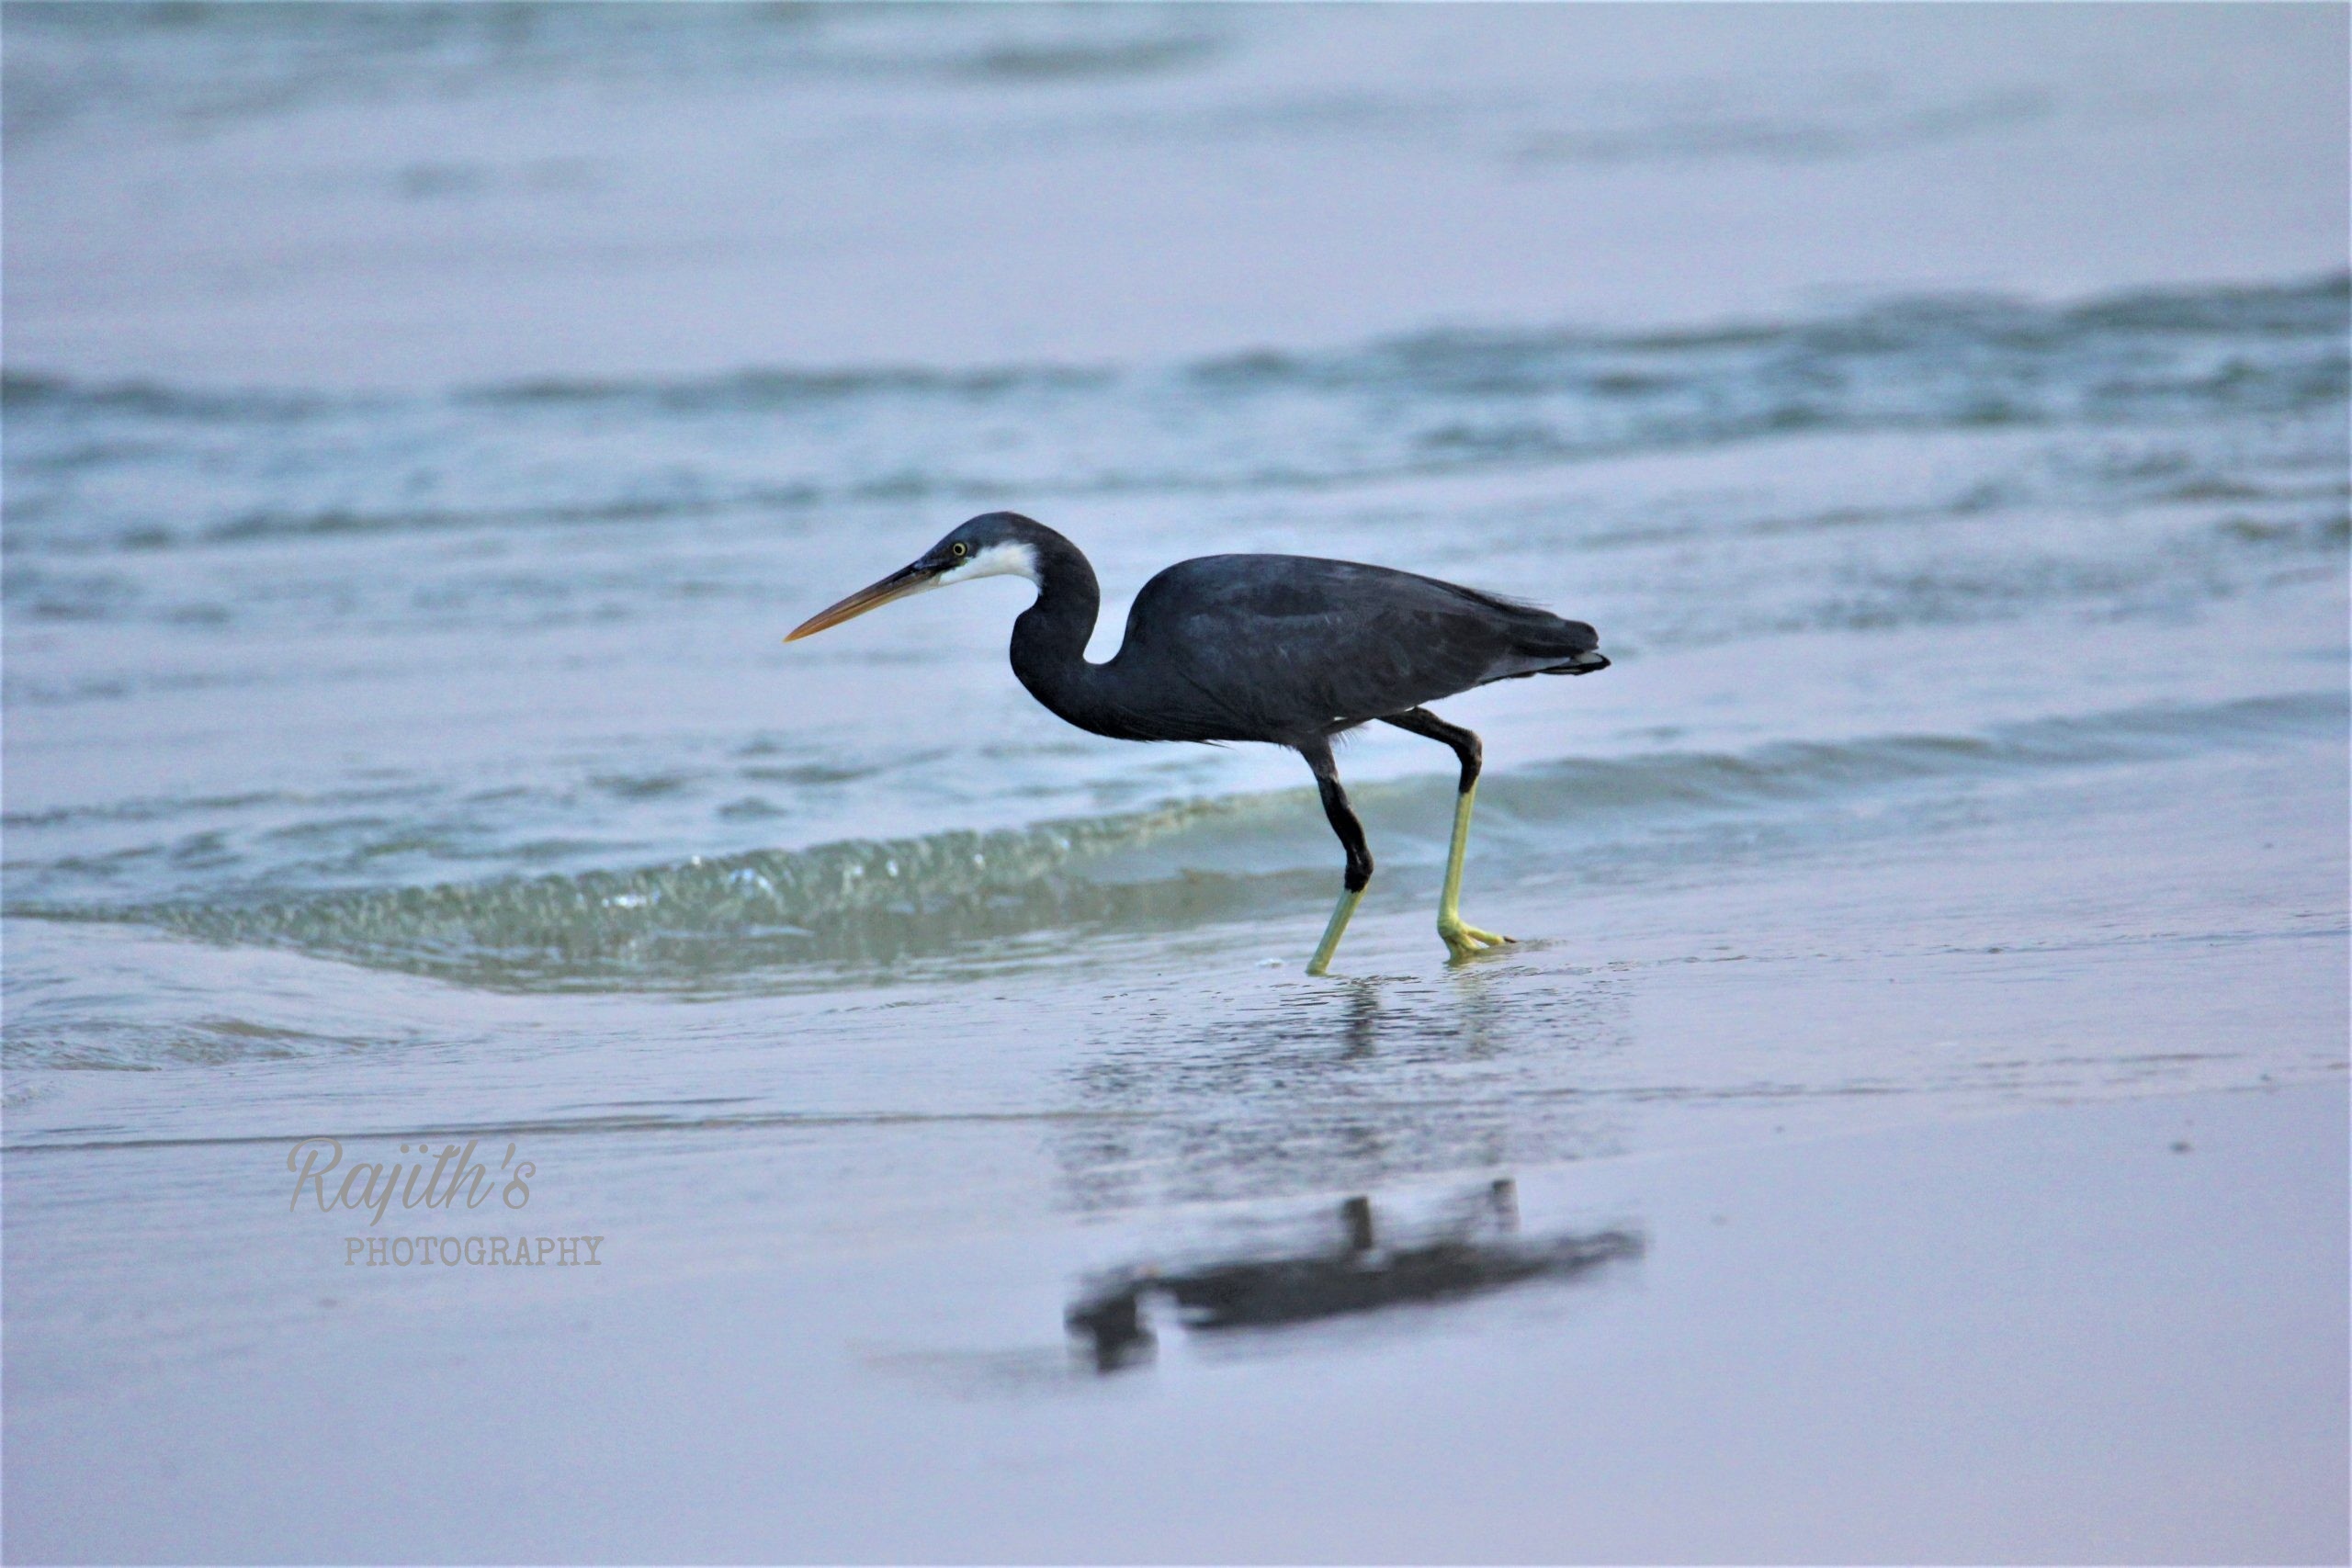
[1008,530,1131,739]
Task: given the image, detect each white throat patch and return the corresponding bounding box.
[937,541,1041,587]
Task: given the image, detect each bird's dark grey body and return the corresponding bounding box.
[1003,527,1603,747]
[788,512,1609,972]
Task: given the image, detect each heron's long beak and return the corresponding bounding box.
[786,561,940,641]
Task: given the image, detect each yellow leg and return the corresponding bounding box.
[1437,784,1511,960]
[1306,886,1366,976]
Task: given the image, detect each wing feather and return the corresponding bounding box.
[1106,555,1599,741]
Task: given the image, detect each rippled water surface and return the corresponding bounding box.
[8,271,2346,1012]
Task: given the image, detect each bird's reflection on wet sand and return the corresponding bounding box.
[1067,1179,1644,1373]
[1055,969,1634,1213]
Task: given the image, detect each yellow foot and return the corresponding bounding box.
[1439,919,1514,961]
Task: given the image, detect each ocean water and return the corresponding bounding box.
[7,258,2346,1028]
[2,7,2346,1550]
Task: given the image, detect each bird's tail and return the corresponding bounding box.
[1540,649,1610,676]
[1513,615,1607,676]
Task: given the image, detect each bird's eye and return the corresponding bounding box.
[951,543,968,558]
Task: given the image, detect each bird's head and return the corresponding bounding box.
[786,513,1047,642]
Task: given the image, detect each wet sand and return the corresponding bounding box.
[4,1081,2341,1563]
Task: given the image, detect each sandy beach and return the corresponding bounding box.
[6,1081,2343,1562]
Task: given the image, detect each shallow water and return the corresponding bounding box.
[7,266,2346,1021]
[2,7,2346,1553]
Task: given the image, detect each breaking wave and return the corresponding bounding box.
[22,689,2341,995]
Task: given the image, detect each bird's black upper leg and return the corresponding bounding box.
[1382,707,1482,795]
[1299,737,1374,892]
